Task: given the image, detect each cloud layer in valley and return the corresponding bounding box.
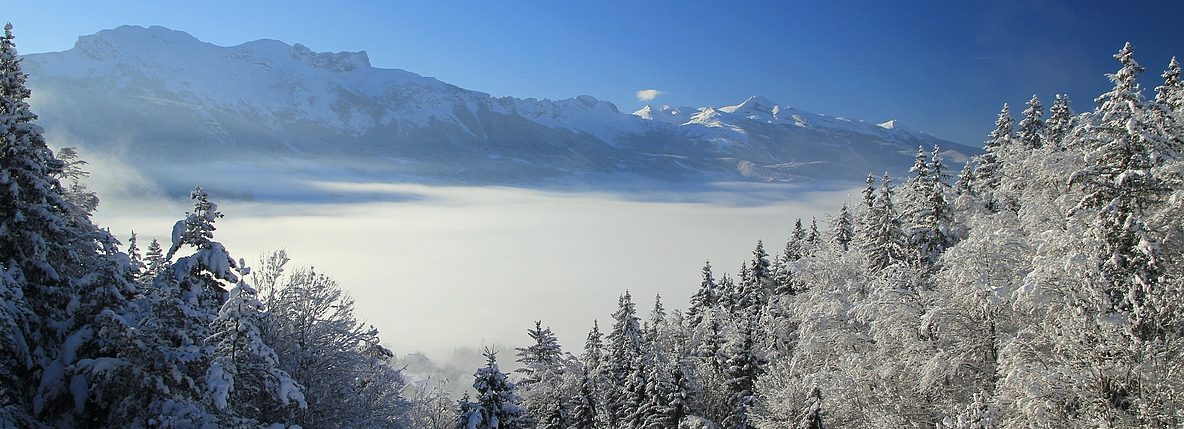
[89,171,855,360]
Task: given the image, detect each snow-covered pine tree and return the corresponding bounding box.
[1069,42,1172,340]
[861,174,876,210]
[205,272,306,426]
[1017,95,1046,150]
[955,161,976,196]
[861,174,906,272]
[805,218,820,255]
[742,241,772,310]
[463,350,527,429]
[121,188,240,426]
[1045,94,1075,149]
[1156,56,1183,113]
[785,220,806,262]
[455,394,480,429]
[141,238,166,283]
[770,252,795,298]
[514,320,572,429]
[692,308,728,375]
[975,104,1014,193]
[605,291,644,426]
[583,320,603,371]
[906,148,958,269]
[645,294,668,347]
[908,146,930,184]
[52,146,98,218]
[621,355,653,429]
[1153,58,1184,159]
[714,275,737,318]
[0,22,139,426]
[515,321,563,385]
[830,203,854,252]
[655,364,695,428]
[0,21,81,423]
[567,371,597,429]
[126,232,144,278]
[687,262,718,328]
[723,320,765,429]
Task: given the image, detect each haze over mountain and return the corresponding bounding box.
[22,25,977,199]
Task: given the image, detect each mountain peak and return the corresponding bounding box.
[290,43,370,72]
[633,105,655,119]
[77,25,203,49]
[720,95,781,114]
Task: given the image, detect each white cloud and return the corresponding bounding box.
[635,89,665,102]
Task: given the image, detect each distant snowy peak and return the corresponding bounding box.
[632,104,690,125]
[631,95,941,143]
[719,95,782,115]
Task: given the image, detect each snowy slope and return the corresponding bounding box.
[23,25,978,196]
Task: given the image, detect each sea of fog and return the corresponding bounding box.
[84,157,858,363]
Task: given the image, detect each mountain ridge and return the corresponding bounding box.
[22,25,978,199]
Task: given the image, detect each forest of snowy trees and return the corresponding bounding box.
[2,18,1184,429]
[449,43,1184,429]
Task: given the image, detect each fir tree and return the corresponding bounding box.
[861,174,876,210]
[582,320,603,371]
[1070,43,1171,340]
[605,291,643,425]
[1155,56,1183,112]
[205,273,307,425]
[908,145,930,183]
[645,294,667,350]
[142,238,166,283]
[687,262,717,327]
[515,321,563,385]
[830,203,854,252]
[805,218,820,255]
[785,220,806,262]
[861,174,906,271]
[460,350,527,429]
[656,364,693,428]
[975,103,1014,191]
[906,148,957,268]
[770,251,796,297]
[723,321,765,429]
[568,372,597,429]
[929,145,950,184]
[715,275,737,317]
[749,241,771,286]
[0,22,137,426]
[126,231,144,278]
[1017,95,1046,149]
[52,146,98,217]
[955,161,976,196]
[1045,94,1075,149]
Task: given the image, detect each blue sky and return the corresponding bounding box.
[8,1,1183,145]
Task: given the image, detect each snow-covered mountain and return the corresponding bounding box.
[22,25,977,197]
